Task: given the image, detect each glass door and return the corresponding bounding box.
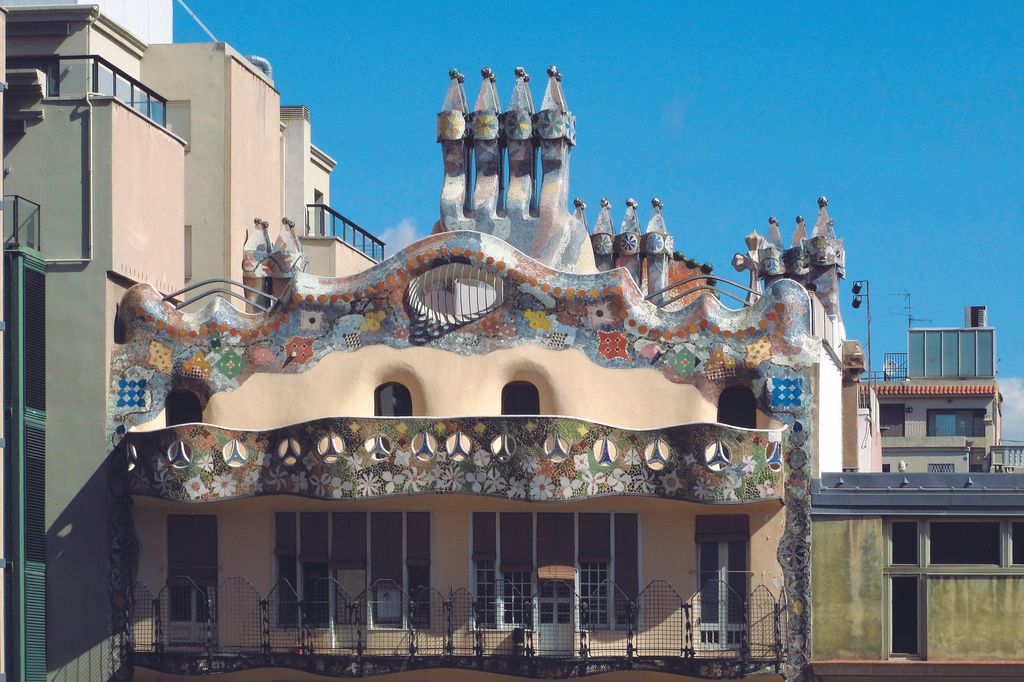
[698,541,747,650]
[536,581,574,656]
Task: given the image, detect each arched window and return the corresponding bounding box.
[717,386,756,429]
[502,381,540,416]
[375,382,413,417]
[165,389,204,426]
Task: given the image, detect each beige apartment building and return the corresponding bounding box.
[1,3,370,679]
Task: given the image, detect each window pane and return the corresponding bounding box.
[959,331,977,377]
[925,332,941,377]
[931,412,956,437]
[977,330,994,376]
[908,331,925,377]
[941,331,958,376]
[891,576,918,655]
[891,522,918,565]
[930,522,1000,564]
[374,383,412,417]
[1013,524,1023,565]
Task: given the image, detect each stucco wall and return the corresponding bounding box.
[227,57,281,284]
[300,235,377,277]
[196,345,725,431]
[927,576,1024,661]
[109,102,185,293]
[810,516,884,660]
[815,348,844,474]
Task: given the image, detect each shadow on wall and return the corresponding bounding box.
[47,458,116,681]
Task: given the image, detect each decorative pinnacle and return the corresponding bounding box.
[626,197,639,209]
[651,197,663,209]
[254,218,269,229]
[574,197,586,210]
[481,67,496,83]
[448,68,465,83]
[769,216,779,226]
[818,196,829,208]
[547,65,562,81]
[796,215,804,224]
[514,66,530,82]
[600,198,610,208]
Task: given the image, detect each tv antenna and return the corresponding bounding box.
[890,291,931,329]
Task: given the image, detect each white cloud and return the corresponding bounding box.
[379,217,420,254]
[1000,377,1024,443]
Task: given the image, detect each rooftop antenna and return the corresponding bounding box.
[176,0,219,42]
[890,290,931,329]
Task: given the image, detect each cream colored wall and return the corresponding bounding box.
[109,101,185,293]
[281,112,309,225]
[197,345,725,431]
[141,43,228,287]
[134,494,784,598]
[309,151,332,205]
[300,235,377,277]
[227,57,282,285]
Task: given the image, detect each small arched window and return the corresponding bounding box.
[717,386,756,429]
[502,382,540,416]
[165,388,204,426]
[375,382,413,417]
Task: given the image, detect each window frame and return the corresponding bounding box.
[469,512,639,632]
[273,511,430,631]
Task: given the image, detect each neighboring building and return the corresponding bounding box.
[868,308,1004,473]
[811,472,1024,680]
[110,66,851,681]
[1,5,369,679]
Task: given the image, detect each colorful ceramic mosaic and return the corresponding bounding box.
[124,418,786,504]
[106,66,850,682]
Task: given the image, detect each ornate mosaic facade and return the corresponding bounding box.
[108,66,847,680]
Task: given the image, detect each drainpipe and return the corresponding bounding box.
[46,90,94,264]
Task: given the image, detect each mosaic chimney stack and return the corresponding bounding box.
[241,217,308,301]
[434,66,590,272]
[590,198,616,271]
[805,197,845,321]
[616,197,643,285]
[736,198,846,328]
[643,198,673,305]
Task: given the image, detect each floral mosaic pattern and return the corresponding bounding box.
[124,417,785,504]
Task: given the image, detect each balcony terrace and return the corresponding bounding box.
[122,417,785,504]
[306,203,386,262]
[128,576,785,679]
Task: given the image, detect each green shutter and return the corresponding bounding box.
[3,249,47,681]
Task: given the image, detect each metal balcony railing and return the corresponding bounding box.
[126,576,784,677]
[305,203,385,262]
[7,54,168,126]
[3,195,42,251]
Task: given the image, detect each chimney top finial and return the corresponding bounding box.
[481,66,496,83]
[574,197,586,210]
[600,197,610,208]
[448,68,465,83]
[514,66,530,82]
[651,197,663,209]
[626,197,639,209]
[547,65,562,81]
[818,196,829,208]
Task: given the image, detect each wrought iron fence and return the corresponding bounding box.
[128,576,783,668]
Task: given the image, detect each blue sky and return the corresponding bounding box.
[175,1,1024,431]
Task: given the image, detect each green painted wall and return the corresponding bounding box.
[928,576,1024,660]
[811,516,884,660]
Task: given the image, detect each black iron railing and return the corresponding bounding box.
[7,54,167,126]
[305,203,385,261]
[3,195,42,251]
[127,577,783,677]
